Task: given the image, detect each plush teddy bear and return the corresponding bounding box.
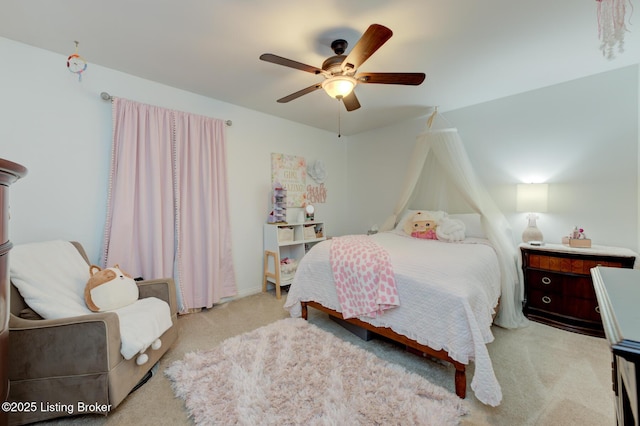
[84,264,139,312]
[403,211,438,239]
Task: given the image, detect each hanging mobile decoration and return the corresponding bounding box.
[596,0,632,59]
[67,41,87,81]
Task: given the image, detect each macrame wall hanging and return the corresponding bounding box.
[596,0,633,59]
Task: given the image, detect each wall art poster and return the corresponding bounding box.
[307,183,327,204]
[271,153,307,207]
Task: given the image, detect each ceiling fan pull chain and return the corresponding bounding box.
[337,99,342,138]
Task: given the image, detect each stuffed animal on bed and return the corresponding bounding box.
[403,211,467,242]
[403,211,438,239]
[84,264,139,312]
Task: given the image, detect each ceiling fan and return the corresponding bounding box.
[259,24,426,111]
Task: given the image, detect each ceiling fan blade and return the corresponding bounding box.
[356,72,426,85]
[341,24,393,72]
[342,91,361,111]
[277,83,323,103]
[260,53,324,75]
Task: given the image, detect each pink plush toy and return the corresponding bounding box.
[404,211,438,240]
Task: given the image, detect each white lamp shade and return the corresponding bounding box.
[321,76,356,99]
[516,183,548,213]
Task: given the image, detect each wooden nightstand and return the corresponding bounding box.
[520,243,636,337]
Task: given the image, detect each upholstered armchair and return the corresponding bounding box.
[7,241,178,425]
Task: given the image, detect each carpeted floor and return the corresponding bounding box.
[36,291,616,425]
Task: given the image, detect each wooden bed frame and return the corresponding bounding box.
[301,300,467,399]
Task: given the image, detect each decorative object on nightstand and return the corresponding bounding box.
[516,183,548,244]
[520,243,636,337]
[561,226,592,248]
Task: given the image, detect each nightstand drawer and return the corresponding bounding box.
[566,275,597,300]
[528,289,563,312]
[565,297,601,322]
[525,270,564,293]
[526,270,598,300]
[527,254,625,274]
[528,291,601,322]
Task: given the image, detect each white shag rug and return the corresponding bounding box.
[165,318,467,425]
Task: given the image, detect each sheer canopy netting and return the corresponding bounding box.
[380,127,528,329]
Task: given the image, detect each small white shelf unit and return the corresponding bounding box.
[263,221,326,291]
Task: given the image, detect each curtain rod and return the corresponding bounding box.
[100,92,232,127]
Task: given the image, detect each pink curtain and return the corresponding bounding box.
[103,98,236,312]
[174,111,236,308]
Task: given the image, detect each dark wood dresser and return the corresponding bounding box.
[521,244,636,337]
[591,266,640,426]
[0,159,27,423]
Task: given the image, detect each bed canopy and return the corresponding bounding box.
[380,112,528,329]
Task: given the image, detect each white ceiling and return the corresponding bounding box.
[2,0,639,135]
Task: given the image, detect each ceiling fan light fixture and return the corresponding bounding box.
[321,76,356,99]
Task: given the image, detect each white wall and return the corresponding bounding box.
[0,37,349,299]
[347,65,640,251]
[4,35,639,302]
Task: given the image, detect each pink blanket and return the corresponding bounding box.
[329,235,399,319]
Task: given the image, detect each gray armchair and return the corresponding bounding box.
[7,242,178,425]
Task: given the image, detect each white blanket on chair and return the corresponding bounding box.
[9,240,173,360]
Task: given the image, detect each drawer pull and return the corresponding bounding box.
[542,296,552,304]
[595,306,600,314]
[541,277,551,285]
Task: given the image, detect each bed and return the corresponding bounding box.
[283,221,504,406]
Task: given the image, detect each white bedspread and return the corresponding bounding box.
[284,232,503,406]
[10,240,173,360]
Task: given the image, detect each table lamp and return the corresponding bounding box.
[516,183,548,244]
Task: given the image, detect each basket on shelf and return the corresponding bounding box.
[303,224,317,240]
[280,257,298,280]
[278,226,294,242]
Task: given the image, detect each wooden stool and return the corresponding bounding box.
[262,250,282,299]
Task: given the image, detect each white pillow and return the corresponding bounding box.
[449,213,486,238]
